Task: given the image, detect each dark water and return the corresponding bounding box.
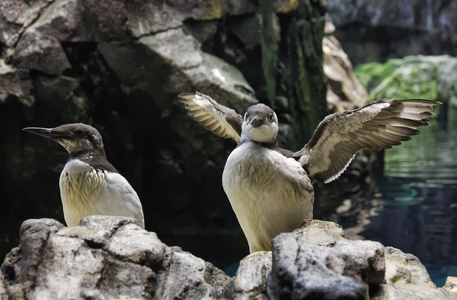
[338,112,457,287]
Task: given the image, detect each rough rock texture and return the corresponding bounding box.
[224,251,272,299]
[383,247,455,300]
[0,216,229,299]
[444,277,457,298]
[326,0,457,66]
[3,218,453,299]
[324,34,369,112]
[267,220,385,299]
[323,17,369,112]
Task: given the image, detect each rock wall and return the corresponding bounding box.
[326,0,457,66]
[1,217,454,299]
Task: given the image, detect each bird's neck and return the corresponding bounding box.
[68,149,119,174]
[240,136,279,150]
[69,149,106,161]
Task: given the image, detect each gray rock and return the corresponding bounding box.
[0,0,51,49]
[137,27,257,109]
[268,243,367,299]
[1,219,64,299]
[125,1,185,37]
[157,249,229,299]
[326,0,457,65]
[0,274,6,300]
[267,220,385,299]
[78,0,128,42]
[97,25,256,114]
[10,29,71,75]
[323,35,369,112]
[225,251,272,299]
[382,247,455,300]
[0,59,34,105]
[32,75,88,122]
[0,216,230,299]
[25,0,81,42]
[106,223,167,266]
[294,220,385,287]
[443,276,457,298]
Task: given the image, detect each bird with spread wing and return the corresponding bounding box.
[179,92,440,252]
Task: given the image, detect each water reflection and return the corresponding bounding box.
[337,113,457,286]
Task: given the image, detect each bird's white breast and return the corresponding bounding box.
[59,159,144,227]
[222,141,314,252]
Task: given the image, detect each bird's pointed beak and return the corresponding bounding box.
[22,127,59,140]
[250,116,263,128]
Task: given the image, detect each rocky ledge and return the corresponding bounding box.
[0,216,455,299]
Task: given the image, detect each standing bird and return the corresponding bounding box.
[23,123,145,228]
[179,92,440,252]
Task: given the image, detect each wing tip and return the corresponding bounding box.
[178,91,196,99]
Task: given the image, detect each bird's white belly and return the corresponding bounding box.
[222,142,314,252]
[59,159,144,227]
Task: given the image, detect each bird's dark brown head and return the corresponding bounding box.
[242,104,278,143]
[23,123,106,158]
[244,104,277,128]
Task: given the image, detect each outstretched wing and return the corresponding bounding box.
[295,99,441,183]
[179,92,243,143]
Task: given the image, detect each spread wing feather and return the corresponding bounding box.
[179,92,243,143]
[295,99,440,183]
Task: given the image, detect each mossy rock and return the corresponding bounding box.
[354,55,457,106]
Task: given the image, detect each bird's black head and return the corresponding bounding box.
[242,104,278,143]
[23,123,106,158]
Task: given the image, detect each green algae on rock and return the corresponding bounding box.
[355,55,457,106]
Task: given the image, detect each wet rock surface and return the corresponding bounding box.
[1,217,454,299]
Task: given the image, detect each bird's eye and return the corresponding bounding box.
[269,113,274,122]
[244,112,249,120]
[75,130,83,135]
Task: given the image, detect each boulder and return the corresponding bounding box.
[0,216,229,299]
[225,251,272,299]
[267,220,384,299]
